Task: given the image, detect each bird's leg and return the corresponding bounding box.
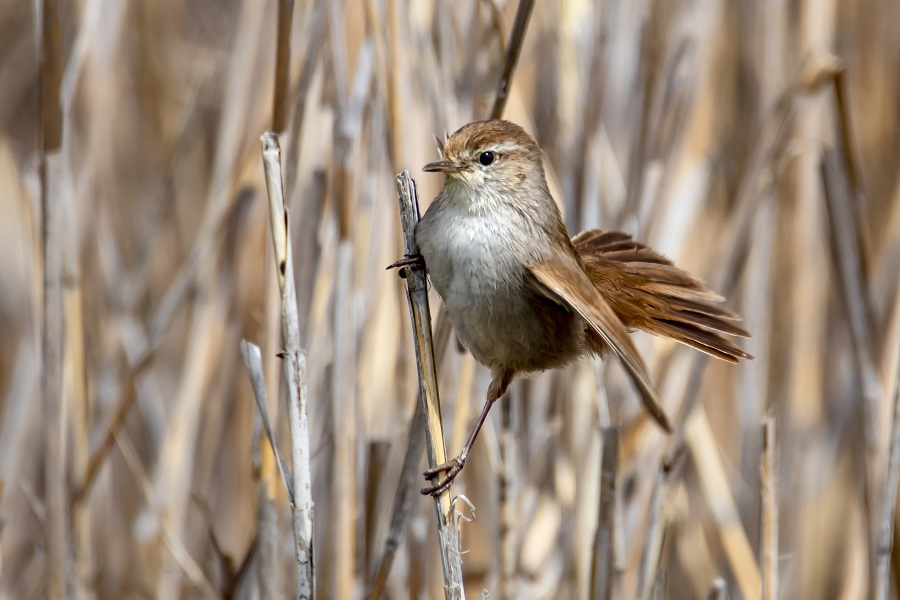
[421,369,513,496]
[386,253,425,278]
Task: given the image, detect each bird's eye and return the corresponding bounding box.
[479,151,495,166]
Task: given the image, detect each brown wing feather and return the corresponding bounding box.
[573,230,673,265]
[574,229,752,363]
[528,256,673,433]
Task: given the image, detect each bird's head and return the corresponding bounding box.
[423,120,547,199]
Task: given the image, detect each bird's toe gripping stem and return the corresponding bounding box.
[386,253,426,278]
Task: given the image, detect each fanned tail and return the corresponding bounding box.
[573,230,752,363]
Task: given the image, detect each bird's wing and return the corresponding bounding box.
[528,254,673,433]
[573,229,752,363]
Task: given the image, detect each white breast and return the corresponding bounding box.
[416,188,553,370]
[419,194,528,304]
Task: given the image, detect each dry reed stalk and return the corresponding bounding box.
[622,18,656,228]
[241,341,294,503]
[590,427,619,600]
[75,105,256,504]
[263,0,287,476]
[482,0,508,50]
[635,39,696,240]
[448,352,476,455]
[613,67,799,587]
[636,466,668,600]
[651,571,666,600]
[820,145,882,577]
[489,0,535,121]
[191,494,257,597]
[283,0,326,199]
[875,350,900,600]
[38,165,66,596]
[685,409,761,600]
[152,283,227,598]
[367,395,426,600]
[38,0,62,153]
[259,223,283,568]
[368,308,454,600]
[64,277,92,595]
[429,2,457,125]
[570,4,608,229]
[332,238,358,598]
[114,431,220,600]
[328,3,363,593]
[39,0,67,595]
[830,69,877,352]
[241,340,287,596]
[293,170,327,342]
[821,148,881,443]
[363,441,390,582]
[272,0,294,132]
[149,2,274,576]
[393,171,466,599]
[3,1,900,597]
[256,485,280,599]
[261,133,315,599]
[75,309,176,500]
[385,0,402,172]
[760,415,778,600]
[499,398,516,600]
[707,578,727,600]
[631,59,806,443]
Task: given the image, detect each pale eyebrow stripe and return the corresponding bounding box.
[489,141,526,153]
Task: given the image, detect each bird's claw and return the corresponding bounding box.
[386,253,425,278]
[420,455,466,496]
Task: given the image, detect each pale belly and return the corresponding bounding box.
[417,202,585,374]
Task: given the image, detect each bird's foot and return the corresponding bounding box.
[420,454,467,496]
[386,253,425,278]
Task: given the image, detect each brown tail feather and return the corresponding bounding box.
[658,309,750,338]
[651,320,752,363]
[574,229,752,362]
[653,295,742,321]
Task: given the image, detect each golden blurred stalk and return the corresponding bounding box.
[39,0,66,595]
[590,427,619,600]
[760,415,778,600]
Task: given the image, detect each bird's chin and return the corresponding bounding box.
[443,173,470,187]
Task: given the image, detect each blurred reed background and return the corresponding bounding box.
[1,0,899,598]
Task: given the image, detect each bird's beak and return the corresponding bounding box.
[423,158,464,173]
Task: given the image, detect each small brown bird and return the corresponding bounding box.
[398,119,750,495]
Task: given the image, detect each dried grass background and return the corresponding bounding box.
[2,0,900,598]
